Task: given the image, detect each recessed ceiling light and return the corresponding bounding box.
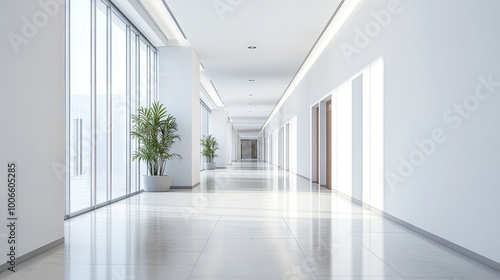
[247,46,257,49]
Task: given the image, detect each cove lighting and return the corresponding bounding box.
[139,0,187,45]
[200,67,224,108]
[261,0,362,130]
[141,1,224,107]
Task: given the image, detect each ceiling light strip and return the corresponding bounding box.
[260,0,361,131]
[200,83,218,109]
[209,80,225,107]
[200,76,224,108]
[139,0,185,43]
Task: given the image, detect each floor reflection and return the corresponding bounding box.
[1,161,499,279]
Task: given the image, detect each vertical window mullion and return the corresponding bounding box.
[153,50,158,102]
[133,33,138,193]
[135,35,141,192]
[145,47,149,105]
[126,26,131,196]
[135,35,139,191]
[147,47,150,105]
[91,0,97,209]
[65,0,71,218]
[106,4,112,202]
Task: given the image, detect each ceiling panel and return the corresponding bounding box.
[162,0,343,131]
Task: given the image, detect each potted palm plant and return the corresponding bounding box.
[131,102,181,192]
[201,134,219,170]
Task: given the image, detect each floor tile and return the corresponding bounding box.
[2,161,499,280]
[210,221,295,239]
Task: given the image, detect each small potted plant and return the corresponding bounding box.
[201,134,219,170]
[131,102,182,191]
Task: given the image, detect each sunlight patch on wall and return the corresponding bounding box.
[363,57,385,211]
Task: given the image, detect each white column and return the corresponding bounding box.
[225,121,233,165]
[158,47,200,188]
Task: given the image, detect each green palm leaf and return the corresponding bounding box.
[201,134,219,163]
[131,102,182,176]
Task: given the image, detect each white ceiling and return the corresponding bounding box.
[157,0,343,133]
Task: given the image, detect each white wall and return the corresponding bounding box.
[158,46,200,188]
[0,0,65,269]
[352,75,363,201]
[263,0,500,265]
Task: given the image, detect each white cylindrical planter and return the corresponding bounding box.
[205,162,216,170]
[143,175,171,192]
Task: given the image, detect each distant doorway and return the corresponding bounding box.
[241,139,257,159]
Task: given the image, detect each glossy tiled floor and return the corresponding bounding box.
[2,161,500,279]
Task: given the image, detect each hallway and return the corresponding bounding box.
[2,161,499,279]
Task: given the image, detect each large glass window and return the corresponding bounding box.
[96,0,108,205]
[67,0,157,217]
[69,0,92,214]
[111,12,127,200]
[130,32,139,193]
[200,101,211,170]
[139,41,149,109]
[138,40,149,188]
[150,48,157,101]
